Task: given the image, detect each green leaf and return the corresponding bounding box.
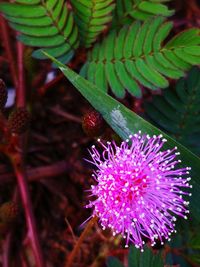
[188,233,200,250]
[0,0,79,64]
[0,3,46,17]
[81,17,200,98]
[128,246,140,267]
[71,0,115,47]
[107,246,163,267]
[165,29,200,48]
[139,1,173,16]
[106,256,124,267]
[145,67,200,156]
[139,249,163,267]
[44,52,200,222]
[112,0,174,27]
[189,255,200,264]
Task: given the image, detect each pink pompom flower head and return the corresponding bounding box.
[86,132,192,251]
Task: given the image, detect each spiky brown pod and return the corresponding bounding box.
[8,107,30,134]
[0,202,19,223]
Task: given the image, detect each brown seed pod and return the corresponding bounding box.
[82,109,104,137]
[0,79,7,110]
[0,202,19,223]
[8,107,30,134]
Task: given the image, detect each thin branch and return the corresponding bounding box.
[49,107,82,123]
[20,251,29,267]
[0,16,18,89]
[64,216,98,267]
[3,232,13,267]
[2,189,18,267]
[38,73,64,95]
[0,160,70,184]
[11,155,46,267]
[7,41,46,267]
[17,42,25,107]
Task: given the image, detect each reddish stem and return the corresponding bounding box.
[64,216,98,267]
[0,16,18,89]
[2,189,18,267]
[11,155,45,267]
[3,232,13,267]
[17,42,26,107]
[0,160,70,184]
[38,73,64,95]
[12,41,46,267]
[20,252,29,267]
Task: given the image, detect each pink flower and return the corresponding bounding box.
[86,132,192,251]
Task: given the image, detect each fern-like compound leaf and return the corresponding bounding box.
[112,0,174,27]
[145,67,200,156]
[81,17,200,98]
[71,0,115,48]
[0,0,79,63]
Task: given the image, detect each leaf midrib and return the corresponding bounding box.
[41,0,74,49]
[88,46,189,63]
[114,0,171,26]
[80,0,97,43]
[113,0,141,27]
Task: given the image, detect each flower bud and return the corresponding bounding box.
[82,109,104,137]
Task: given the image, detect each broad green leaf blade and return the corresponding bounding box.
[44,52,200,222]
